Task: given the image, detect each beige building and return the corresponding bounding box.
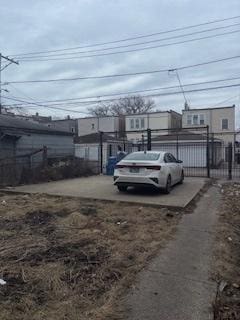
[182,105,235,144]
[125,110,182,143]
[77,116,124,137]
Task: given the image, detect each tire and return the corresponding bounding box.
[117,186,127,192]
[163,175,171,194]
[179,170,184,184]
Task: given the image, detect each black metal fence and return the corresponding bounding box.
[1,127,239,186]
[87,126,240,180]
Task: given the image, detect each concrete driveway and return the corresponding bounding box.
[9,175,206,208]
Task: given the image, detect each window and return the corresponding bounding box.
[169,154,177,162]
[164,154,171,163]
[164,153,177,163]
[129,117,145,130]
[91,123,95,130]
[130,119,134,129]
[193,114,198,125]
[222,119,228,130]
[187,115,192,125]
[124,152,160,161]
[71,127,74,133]
[199,114,205,125]
[186,113,205,125]
[135,119,140,129]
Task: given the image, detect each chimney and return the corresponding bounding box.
[184,102,190,111]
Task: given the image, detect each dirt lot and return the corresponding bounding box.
[213,183,240,320]
[0,192,181,320]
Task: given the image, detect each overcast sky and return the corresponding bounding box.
[0,0,240,126]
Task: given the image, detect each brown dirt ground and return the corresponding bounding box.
[213,183,240,320]
[0,192,182,320]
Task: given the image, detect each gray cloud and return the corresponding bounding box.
[0,0,240,126]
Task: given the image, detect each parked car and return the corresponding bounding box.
[113,151,184,193]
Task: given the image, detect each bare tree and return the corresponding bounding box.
[88,95,155,116]
[87,104,111,116]
[110,95,155,115]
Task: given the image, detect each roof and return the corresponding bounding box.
[182,105,235,112]
[78,115,119,120]
[0,115,73,136]
[74,132,125,144]
[125,109,181,117]
[152,131,221,142]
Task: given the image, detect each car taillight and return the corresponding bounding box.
[116,164,125,169]
[145,166,161,170]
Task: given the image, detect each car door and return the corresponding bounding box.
[164,153,177,183]
[169,153,182,181]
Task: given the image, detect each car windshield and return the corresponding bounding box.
[124,152,160,161]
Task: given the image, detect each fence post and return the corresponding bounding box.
[147,129,151,151]
[141,134,144,151]
[99,131,103,174]
[206,126,210,178]
[228,142,233,180]
[42,146,48,168]
[176,131,179,160]
[211,133,214,168]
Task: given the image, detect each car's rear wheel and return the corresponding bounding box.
[179,170,184,184]
[117,185,128,192]
[163,175,171,194]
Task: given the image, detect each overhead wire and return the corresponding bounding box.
[12,22,240,59]
[5,75,240,108]
[2,95,91,114]
[9,15,240,57]
[2,83,240,113]
[4,55,240,84]
[16,29,240,62]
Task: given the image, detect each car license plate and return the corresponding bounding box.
[129,167,139,173]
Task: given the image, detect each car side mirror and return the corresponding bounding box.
[176,160,183,163]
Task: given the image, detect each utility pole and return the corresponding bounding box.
[0,53,19,114]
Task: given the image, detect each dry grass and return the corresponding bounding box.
[213,183,240,320]
[0,192,181,320]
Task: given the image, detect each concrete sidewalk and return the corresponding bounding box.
[8,176,206,208]
[124,186,219,320]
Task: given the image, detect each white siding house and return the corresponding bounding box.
[182,105,235,163]
[74,133,131,173]
[182,105,235,143]
[77,116,124,137]
[125,110,182,143]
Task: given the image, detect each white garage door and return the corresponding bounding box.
[152,143,206,167]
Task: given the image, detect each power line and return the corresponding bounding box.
[5,55,240,84]
[5,75,240,108]
[3,83,240,113]
[0,53,19,114]
[3,94,90,114]
[13,22,240,59]
[9,15,240,57]
[16,29,240,62]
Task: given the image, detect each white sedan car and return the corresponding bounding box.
[113,151,184,193]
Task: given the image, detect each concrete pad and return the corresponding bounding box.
[7,176,206,208]
[124,186,219,320]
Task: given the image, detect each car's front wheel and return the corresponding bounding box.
[117,185,128,192]
[163,175,171,194]
[179,170,184,184]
